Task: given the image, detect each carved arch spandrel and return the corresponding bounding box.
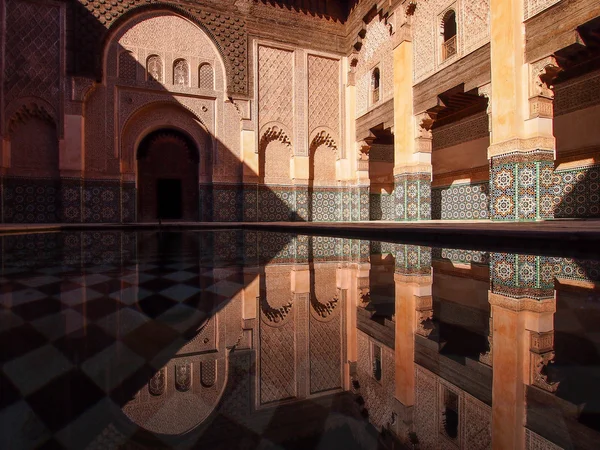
[89,4,246,96]
[120,102,212,177]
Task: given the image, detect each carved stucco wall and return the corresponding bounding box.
[70,0,248,96]
[309,265,342,395]
[355,16,394,117]
[84,12,230,178]
[260,266,296,405]
[258,44,294,183]
[524,0,562,20]
[356,331,395,431]
[414,366,492,449]
[413,0,490,84]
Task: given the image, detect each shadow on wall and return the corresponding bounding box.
[1,1,305,224]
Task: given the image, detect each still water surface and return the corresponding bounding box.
[0,230,598,449]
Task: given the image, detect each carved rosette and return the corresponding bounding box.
[530,331,559,392]
[148,367,166,396]
[529,57,563,119]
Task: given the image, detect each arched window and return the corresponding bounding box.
[173,59,189,86]
[442,10,457,61]
[198,63,214,90]
[118,51,136,81]
[371,67,380,105]
[147,55,163,82]
[442,388,459,439]
[372,343,382,381]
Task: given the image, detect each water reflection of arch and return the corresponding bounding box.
[117,313,230,444]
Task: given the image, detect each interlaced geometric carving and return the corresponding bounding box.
[198,63,214,89]
[201,360,216,387]
[258,46,294,133]
[146,55,163,82]
[71,1,248,95]
[118,51,137,81]
[260,316,296,404]
[173,59,190,86]
[309,310,341,394]
[308,55,340,138]
[5,0,60,108]
[524,0,561,20]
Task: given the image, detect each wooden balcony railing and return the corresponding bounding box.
[442,35,457,61]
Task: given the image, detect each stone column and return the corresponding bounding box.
[61,77,95,223]
[489,252,557,449]
[488,0,560,221]
[393,19,432,221]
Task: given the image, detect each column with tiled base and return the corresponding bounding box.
[489,0,560,221]
[393,27,432,222]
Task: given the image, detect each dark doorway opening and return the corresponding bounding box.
[137,129,199,222]
[157,179,182,219]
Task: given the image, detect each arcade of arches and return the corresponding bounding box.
[1,0,600,223]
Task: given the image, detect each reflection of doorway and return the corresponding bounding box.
[368,126,395,221]
[157,179,182,219]
[137,129,199,222]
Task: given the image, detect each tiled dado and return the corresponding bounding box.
[553,164,600,218]
[431,182,490,220]
[83,180,122,223]
[490,252,556,299]
[490,151,554,221]
[369,192,394,221]
[2,176,60,223]
[394,173,431,221]
[213,184,243,222]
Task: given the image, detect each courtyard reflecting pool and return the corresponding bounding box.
[0,230,599,449]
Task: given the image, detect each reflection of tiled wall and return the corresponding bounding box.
[432,182,489,220]
[553,165,600,218]
[369,193,394,220]
[490,152,554,221]
[395,173,431,221]
[3,177,60,223]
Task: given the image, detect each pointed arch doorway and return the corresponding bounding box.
[137,129,199,222]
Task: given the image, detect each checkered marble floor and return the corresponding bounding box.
[0,238,247,450]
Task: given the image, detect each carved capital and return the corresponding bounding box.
[529,57,563,119]
[530,331,559,392]
[70,76,96,103]
[415,112,436,140]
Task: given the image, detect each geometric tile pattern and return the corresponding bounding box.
[395,173,432,221]
[370,193,395,221]
[490,253,555,299]
[490,152,554,221]
[83,180,121,224]
[1,164,598,223]
[553,165,600,218]
[2,177,60,223]
[432,182,489,220]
